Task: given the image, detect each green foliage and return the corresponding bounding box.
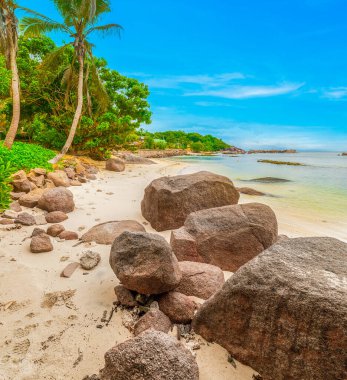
[0,141,55,172]
[0,155,13,212]
[0,56,10,96]
[141,130,230,152]
[0,36,152,159]
[0,141,55,211]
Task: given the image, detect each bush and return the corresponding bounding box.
[0,142,55,173]
[0,142,56,211]
[0,156,13,212]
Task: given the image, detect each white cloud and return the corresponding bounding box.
[185,83,305,99]
[323,87,347,100]
[147,106,342,150]
[130,72,245,89]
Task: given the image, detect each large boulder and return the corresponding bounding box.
[38,187,75,213]
[47,170,70,187]
[110,231,182,295]
[81,220,145,245]
[100,330,199,380]
[175,261,225,299]
[105,158,125,172]
[141,171,240,231]
[192,237,347,380]
[171,203,278,271]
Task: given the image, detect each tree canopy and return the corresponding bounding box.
[0,36,152,158]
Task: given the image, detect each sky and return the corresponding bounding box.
[20,0,347,150]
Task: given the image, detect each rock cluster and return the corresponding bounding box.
[171,203,278,271]
[193,237,347,380]
[141,171,240,231]
[9,162,98,201]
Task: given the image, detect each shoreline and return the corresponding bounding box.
[0,157,344,379]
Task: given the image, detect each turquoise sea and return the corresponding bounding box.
[174,152,347,241]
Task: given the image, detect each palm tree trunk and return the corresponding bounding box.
[3,37,20,149]
[50,54,84,164]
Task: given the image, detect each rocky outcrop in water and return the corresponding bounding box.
[141,171,239,231]
[248,149,297,154]
[171,203,278,271]
[193,237,347,380]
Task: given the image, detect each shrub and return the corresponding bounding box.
[0,156,13,212]
[0,142,55,173]
[0,142,56,211]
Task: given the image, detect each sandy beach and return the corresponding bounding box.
[0,158,343,380]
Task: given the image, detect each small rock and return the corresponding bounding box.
[33,168,46,176]
[10,192,25,200]
[0,218,15,225]
[47,170,70,187]
[59,231,78,240]
[31,227,46,237]
[10,202,22,212]
[80,251,101,270]
[15,212,36,226]
[70,180,82,186]
[64,167,76,179]
[86,174,97,180]
[3,210,18,219]
[18,189,44,208]
[105,158,125,172]
[134,309,172,336]
[47,224,65,237]
[158,292,197,324]
[114,285,138,307]
[45,211,68,223]
[237,187,266,196]
[61,262,80,278]
[34,214,47,225]
[30,234,53,253]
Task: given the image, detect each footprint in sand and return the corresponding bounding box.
[12,338,30,356]
[14,324,38,338]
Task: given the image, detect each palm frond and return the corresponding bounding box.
[86,23,123,37]
[21,17,69,37]
[18,7,72,34]
[89,59,109,112]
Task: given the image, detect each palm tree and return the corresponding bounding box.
[0,0,21,148]
[21,0,122,163]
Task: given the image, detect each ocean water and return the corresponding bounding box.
[174,152,347,240]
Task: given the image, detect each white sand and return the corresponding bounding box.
[0,160,257,380]
[0,158,343,380]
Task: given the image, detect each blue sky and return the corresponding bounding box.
[21,0,347,150]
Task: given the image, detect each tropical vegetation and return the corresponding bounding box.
[141,130,230,152]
